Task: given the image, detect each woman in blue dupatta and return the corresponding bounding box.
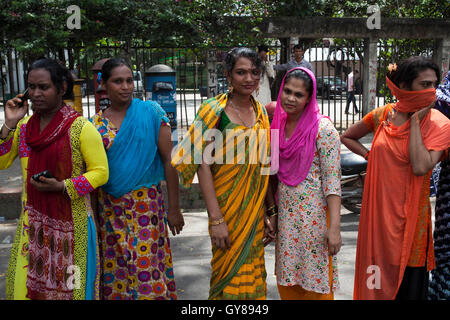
[90,58,184,300]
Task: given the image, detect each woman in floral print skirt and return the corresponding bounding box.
[90,58,184,300]
[266,67,342,300]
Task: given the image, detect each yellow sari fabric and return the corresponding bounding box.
[171,94,271,299]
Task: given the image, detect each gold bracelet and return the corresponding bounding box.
[363,151,369,160]
[267,205,278,217]
[210,217,224,226]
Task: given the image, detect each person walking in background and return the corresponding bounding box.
[71,63,81,79]
[341,56,450,300]
[1,58,109,300]
[90,58,184,300]
[428,70,450,300]
[253,45,275,107]
[266,67,342,300]
[172,47,272,300]
[274,44,314,74]
[345,69,359,114]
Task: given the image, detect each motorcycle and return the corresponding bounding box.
[263,102,368,213]
[340,152,367,214]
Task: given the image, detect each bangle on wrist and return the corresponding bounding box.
[363,151,370,160]
[210,217,224,226]
[267,205,278,217]
[62,180,67,195]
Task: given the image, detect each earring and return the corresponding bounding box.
[228,83,234,95]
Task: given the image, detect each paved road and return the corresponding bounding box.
[0,208,360,300]
[170,209,360,300]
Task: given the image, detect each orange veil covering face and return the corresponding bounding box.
[354,89,450,299]
[385,76,436,112]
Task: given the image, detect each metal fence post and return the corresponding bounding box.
[206,49,218,99]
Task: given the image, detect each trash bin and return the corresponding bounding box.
[91,58,111,113]
[145,64,177,143]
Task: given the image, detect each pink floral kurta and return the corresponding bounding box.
[275,118,341,294]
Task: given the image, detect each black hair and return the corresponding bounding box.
[101,58,132,83]
[284,69,314,98]
[387,56,440,89]
[257,45,269,53]
[224,47,262,74]
[28,58,73,99]
[293,44,304,51]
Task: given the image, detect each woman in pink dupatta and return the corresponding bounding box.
[266,67,342,299]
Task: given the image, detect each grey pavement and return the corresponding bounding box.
[170,209,360,300]
[0,209,361,300]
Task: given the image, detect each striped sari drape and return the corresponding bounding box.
[172,93,271,299]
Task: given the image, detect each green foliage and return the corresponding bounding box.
[0,0,447,57]
[267,0,448,18]
[0,0,71,57]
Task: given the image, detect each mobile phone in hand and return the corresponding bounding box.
[32,170,55,182]
[18,88,29,107]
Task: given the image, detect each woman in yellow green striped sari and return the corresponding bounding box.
[172,47,272,299]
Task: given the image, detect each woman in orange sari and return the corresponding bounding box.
[341,56,450,300]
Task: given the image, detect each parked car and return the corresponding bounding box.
[133,71,144,99]
[199,76,228,97]
[316,76,347,99]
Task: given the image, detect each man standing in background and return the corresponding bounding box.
[273,44,314,73]
[345,69,359,114]
[254,45,275,107]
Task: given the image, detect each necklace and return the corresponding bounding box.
[228,98,254,127]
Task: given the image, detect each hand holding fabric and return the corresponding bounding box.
[413,99,436,124]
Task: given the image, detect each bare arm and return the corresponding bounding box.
[263,175,277,246]
[320,121,342,255]
[325,194,342,256]
[197,158,231,250]
[265,175,277,209]
[409,107,443,176]
[340,120,371,158]
[158,124,184,236]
